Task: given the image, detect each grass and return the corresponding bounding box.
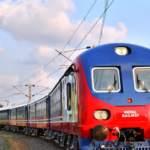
[4,138,11,150]
[0,130,6,134]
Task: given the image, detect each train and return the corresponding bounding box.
[0,43,150,150]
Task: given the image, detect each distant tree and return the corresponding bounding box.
[0,104,3,108]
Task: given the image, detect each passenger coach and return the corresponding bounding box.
[10,103,28,131]
[28,96,49,136]
[0,107,9,129]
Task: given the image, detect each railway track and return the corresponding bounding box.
[0,129,65,150]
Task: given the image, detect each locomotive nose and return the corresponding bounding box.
[92,125,108,141]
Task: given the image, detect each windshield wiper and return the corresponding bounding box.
[137,75,149,93]
[108,75,117,93]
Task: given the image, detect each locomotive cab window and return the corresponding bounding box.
[133,67,150,92]
[92,67,121,93]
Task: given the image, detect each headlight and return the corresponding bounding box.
[115,47,129,55]
[93,110,109,120]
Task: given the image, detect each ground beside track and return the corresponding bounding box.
[0,131,64,150]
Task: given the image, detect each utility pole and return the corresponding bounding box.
[13,84,33,102]
[5,100,9,107]
[12,84,49,103]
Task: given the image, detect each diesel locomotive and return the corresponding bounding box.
[1,43,150,150]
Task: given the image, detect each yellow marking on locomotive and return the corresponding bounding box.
[71,88,75,120]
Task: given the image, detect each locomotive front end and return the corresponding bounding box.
[76,43,150,150]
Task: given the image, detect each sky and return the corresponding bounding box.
[0,0,150,106]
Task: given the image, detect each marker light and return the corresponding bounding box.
[128,98,132,103]
[115,47,129,55]
[94,110,109,120]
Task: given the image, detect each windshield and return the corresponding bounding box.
[134,67,150,92]
[92,68,120,92]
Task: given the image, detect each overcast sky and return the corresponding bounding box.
[0,0,149,106]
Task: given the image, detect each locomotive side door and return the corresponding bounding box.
[71,72,78,122]
[64,72,78,123]
[61,75,72,123]
[66,75,72,122]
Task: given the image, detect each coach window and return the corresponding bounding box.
[133,67,150,92]
[92,67,121,93]
[67,83,71,110]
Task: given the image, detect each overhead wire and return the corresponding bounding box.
[29,0,114,87]
[59,0,98,53]
[0,0,98,98]
[1,86,50,102]
[18,54,60,85]
[0,84,50,101]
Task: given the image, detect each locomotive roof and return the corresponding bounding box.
[79,43,150,76]
[79,43,150,65]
